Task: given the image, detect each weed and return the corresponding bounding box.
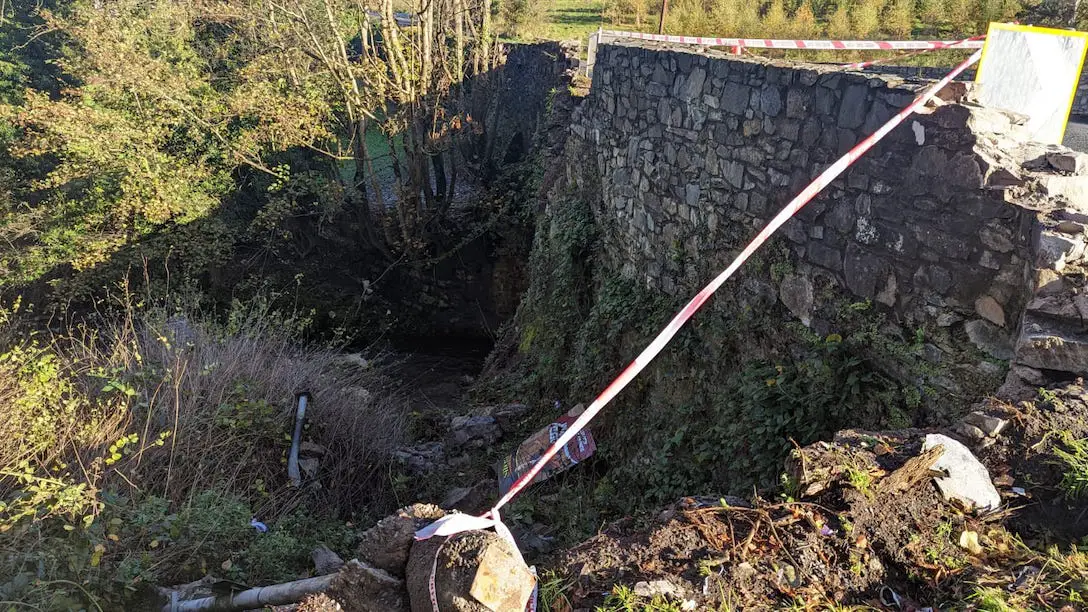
[596,584,687,612]
[0,296,404,607]
[539,569,576,612]
[1053,432,1088,500]
[969,586,1015,612]
[845,464,874,497]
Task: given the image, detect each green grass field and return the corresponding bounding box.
[501,0,606,43]
[542,0,606,41]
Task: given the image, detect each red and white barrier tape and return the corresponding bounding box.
[417,46,984,581]
[840,34,986,69]
[598,28,985,50]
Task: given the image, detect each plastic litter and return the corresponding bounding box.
[1008,565,1039,592]
[495,403,596,495]
[250,518,268,533]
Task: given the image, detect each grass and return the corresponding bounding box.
[1054,431,1088,500]
[969,587,1015,612]
[543,0,606,42]
[501,0,605,43]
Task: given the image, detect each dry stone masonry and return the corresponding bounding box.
[572,40,1088,377]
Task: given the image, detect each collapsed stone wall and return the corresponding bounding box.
[579,41,1045,358]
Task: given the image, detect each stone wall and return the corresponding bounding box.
[466,41,581,176]
[561,39,1088,376]
[857,63,1088,117]
[578,41,1038,345]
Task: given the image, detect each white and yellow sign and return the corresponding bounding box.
[975,23,1088,144]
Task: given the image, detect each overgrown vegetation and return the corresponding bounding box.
[0,0,531,331]
[0,295,407,607]
[487,189,957,505]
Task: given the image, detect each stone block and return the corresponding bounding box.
[1036,230,1086,270]
[965,319,1014,360]
[837,84,869,129]
[844,246,886,298]
[682,67,707,101]
[979,222,1015,253]
[785,88,809,119]
[1035,268,1065,296]
[807,241,843,271]
[923,433,1001,512]
[721,82,751,115]
[779,274,814,326]
[1046,150,1087,175]
[974,295,1006,327]
[946,154,984,190]
[911,145,946,176]
[1015,314,1088,375]
[1041,176,1088,209]
[761,86,783,117]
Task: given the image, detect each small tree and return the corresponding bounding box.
[760,0,791,37]
[919,0,946,34]
[851,0,885,37]
[791,0,821,39]
[827,2,853,38]
[885,0,915,37]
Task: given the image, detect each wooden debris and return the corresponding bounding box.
[879,445,945,494]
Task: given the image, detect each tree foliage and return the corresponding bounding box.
[606,0,1030,40]
[0,0,506,298]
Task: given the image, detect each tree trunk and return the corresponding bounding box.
[432,151,448,206]
[421,0,434,95]
[454,0,464,82]
[480,0,492,69]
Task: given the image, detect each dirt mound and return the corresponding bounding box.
[548,382,1088,610]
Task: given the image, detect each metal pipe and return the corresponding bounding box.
[287,392,310,487]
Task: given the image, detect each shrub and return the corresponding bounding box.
[0,295,407,607]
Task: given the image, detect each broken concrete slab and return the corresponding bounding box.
[923,434,1001,512]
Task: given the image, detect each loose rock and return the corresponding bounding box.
[326,560,410,612]
[962,412,1009,438]
[923,434,1001,512]
[406,531,536,612]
